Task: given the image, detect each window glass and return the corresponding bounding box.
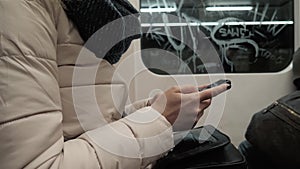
[140,0,294,74]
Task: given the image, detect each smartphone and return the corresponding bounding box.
[198,79,231,92]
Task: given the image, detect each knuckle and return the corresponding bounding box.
[192,93,200,101]
[170,86,178,91]
[174,94,182,102]
[194,107,201,113]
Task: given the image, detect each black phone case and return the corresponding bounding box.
[199,79,231,91]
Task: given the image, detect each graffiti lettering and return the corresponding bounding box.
[219,27,254,38]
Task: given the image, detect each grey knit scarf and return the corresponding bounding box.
[62,0,141,64]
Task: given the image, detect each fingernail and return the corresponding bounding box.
[227,84,232,90]
[225,80,231,85]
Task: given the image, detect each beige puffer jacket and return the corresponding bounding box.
[0,0,174,169]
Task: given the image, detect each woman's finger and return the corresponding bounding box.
[199,99,212,110]
[198,83,231,101]
[193,99,212,126]
[178,85,198,94]
[197,84,210,91]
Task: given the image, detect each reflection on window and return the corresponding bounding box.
[140,0,294,74]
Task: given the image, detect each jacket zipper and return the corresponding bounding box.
[274,101,300,119]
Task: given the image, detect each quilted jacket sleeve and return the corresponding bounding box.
[0,0,174,169]
[124,99,150,116]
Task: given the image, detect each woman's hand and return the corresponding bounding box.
[151,84,229,131]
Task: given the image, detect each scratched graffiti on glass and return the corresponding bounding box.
[140,0,294,74]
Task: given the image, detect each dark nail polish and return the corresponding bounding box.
[227,84,232,90]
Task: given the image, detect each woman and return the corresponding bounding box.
[0,0,229,168]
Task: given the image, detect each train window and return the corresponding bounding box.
[140,0,294,74]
